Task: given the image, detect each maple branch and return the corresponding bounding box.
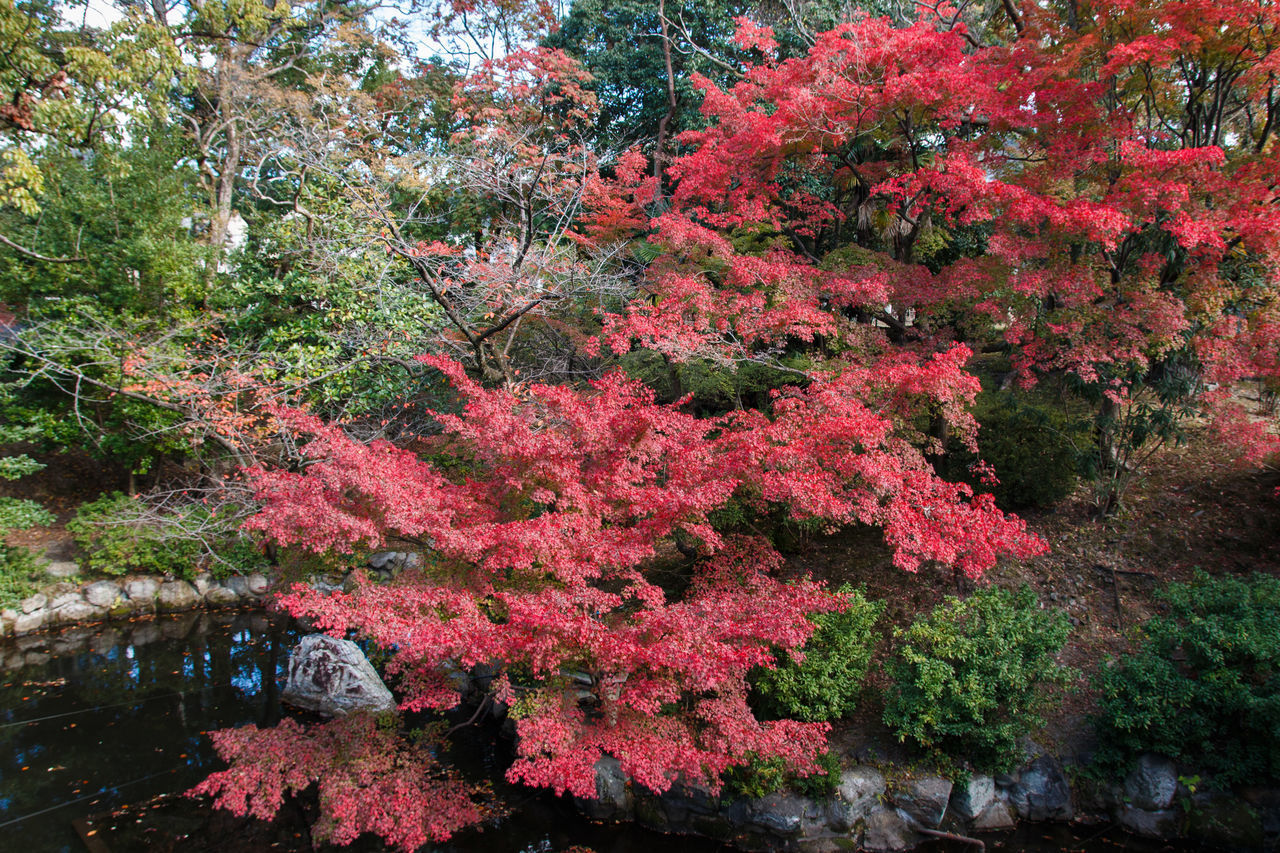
[999,0,1025,35]
[0,231,86,263]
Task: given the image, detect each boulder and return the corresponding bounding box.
[20,593,47,614]
[368,551,423,575]
[862,805,918,852]
[124,577,160,607]
[205,585,239,607]
[894,775,952,828]
[951,774,995,821]
[44,561,80,579]
[246,573,270,596]
[749,791,807,835]
[83,580,125,609]
[13,609,46,634]
[49,592,84,611]
[1118,805,1179,838]
[193,574,216,597]
[51,600,106,625]
[1124,753,1178,811]
[281,634,396,716]
[829,766,886,831]
[580,756,633,821]
[971,799,1017,831]
[224,575,251,600]
[157,580,201,612]
[1003,754,1073,821]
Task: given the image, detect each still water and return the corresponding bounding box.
[0,613,1198,853]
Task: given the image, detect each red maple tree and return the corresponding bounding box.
[197,2,1280,847]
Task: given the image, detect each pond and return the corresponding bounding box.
[0,613,1191,853]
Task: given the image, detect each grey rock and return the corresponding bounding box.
[282,634,396,716]
[749,791,807,835]
[951,775,995,821]
[13,609,46,634]
[862,805,918,852]
[225,575,251,600]
[52,600,106,624]
[838,766,886,815]
[205,585,239,607]
[580,756,633,821]
[1124,753,1178,811]
[49,592,84,611]
[124,577,159,602]
[20,593,47,614]
[83,580,125,608]
[193,574,216,597]
[368,551,423,575]
[1118,805,1179,838]
[971,800,1017,831]
[157,581,201,612]
[1006,754,1073,821]
[246,573,270,596]
[894,775,952,828]
[44,560,80,578]
[308,573,346,594]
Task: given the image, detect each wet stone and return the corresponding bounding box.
[13,609,46,634]
[971,800,1017,831]
[281,634,396,717]
[84,580,125,609]
[951,775,995,821]
[205,585,239,607]
[49,592,84,611]
[862,805,918,852]
[1124,753,1178,811]
[44,561,80,579]
[894,775,952,828]
[157,581,201,612]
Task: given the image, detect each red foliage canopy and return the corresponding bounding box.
[197,2,1280,846]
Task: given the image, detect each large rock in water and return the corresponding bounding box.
[1003,753,1074,821]
[282,634,396,716]
[1124,753,1178,811]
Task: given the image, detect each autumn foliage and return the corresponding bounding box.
[193,0,1280,848]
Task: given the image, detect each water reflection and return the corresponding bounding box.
[0,615,1190,853]
[0,611,296,852]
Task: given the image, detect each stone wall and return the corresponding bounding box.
[0,571,272,637]
[579,747,1276,851]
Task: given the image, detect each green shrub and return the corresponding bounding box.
[0,441,55,607]
[884,585,1073,771]
[752,585,884,722]
[941,391,1090,510]
[721,749,841,800]
[0,543,44,609]
[68,492,266,579]
[1093,572,1280,786]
